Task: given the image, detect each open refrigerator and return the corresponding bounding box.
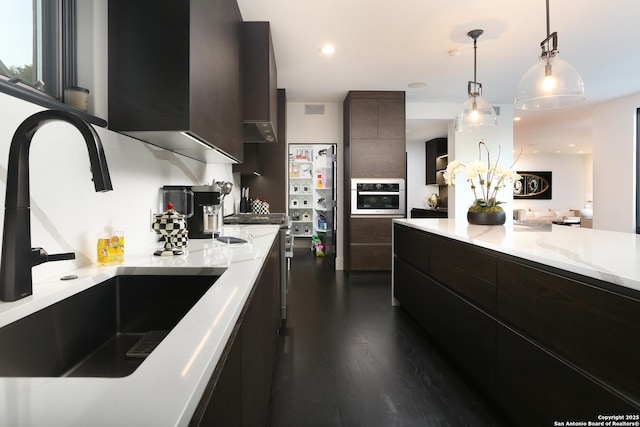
[288,144,336,262]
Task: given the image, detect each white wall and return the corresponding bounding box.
[0,94,232,283]
[512,153,592,212]
[286,102,344,269]
[592,92,640,233]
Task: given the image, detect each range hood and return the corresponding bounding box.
[243,22,278,143]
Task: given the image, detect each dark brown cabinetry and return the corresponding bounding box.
[497,324,633,426]
[242,22,278,143]
[430,235,497,314]
[425,137,447,185]
[108,0,244,163]
[393,257,431,328]
[393,223,640,425]
[240,233,280,426]
[428,278,497,399]
[196,337,242,426]
[350,139,406,178]
[410,208,447,218]
[393,227,496,398]
[344,92,406,179]
[234,89,287,212]
[497,258,640,410]
[191,237,281,427]
[350,217,394,270]
[349,97,405,140]
[394,258,497,398]
[343,91,406,271]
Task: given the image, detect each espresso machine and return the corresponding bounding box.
[162,185,221,239]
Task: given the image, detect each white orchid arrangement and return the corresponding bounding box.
[443,141,521,212]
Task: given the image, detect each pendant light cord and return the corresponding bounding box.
[466,29,484,96]
[546,0,551,38]
[541,0,558,59]
[473,36,478,86]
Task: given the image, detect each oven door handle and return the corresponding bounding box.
[357,191,399,195]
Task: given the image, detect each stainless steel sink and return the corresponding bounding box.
[0,274,219,378]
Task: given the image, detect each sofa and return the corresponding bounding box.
[514,207,582,224]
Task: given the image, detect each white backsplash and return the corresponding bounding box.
[0,93,235,283]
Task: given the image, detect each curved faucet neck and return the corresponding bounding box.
[5,110,112,210]
[0,110,113,302]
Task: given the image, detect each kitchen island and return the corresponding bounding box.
[0,224,281,427]
[392,219,640,426]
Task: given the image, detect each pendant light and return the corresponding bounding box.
[515,0,585,110]
[454,29,497,132]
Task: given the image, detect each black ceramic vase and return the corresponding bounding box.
[467,210,506,225]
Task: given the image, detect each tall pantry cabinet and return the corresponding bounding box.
[343,91,406,271]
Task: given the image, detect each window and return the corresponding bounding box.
[0,0,70,98]
[0,0,103,125]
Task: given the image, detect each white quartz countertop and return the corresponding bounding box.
[394,219,640,293]
[0,224,280,427]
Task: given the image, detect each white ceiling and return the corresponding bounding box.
[237,0,640,155]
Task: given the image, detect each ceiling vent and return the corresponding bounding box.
[305,104,325,115]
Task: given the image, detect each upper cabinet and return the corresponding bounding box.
[108,0,244,163]
[343,91,406,179]
[242,22,278,143]
[349,97,405,140]
[425,137,447,185]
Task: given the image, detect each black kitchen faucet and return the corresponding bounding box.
[0,110,113,302]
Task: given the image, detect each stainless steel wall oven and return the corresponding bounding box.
[351,178,405,215]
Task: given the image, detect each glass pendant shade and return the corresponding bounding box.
[454,29,497,132]
[454,93,497,132]
[515,53,585,110]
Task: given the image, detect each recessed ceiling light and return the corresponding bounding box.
[514,117,521,121]
[569,144,575,147]
[408,82,427,89]
[320,44,336,55]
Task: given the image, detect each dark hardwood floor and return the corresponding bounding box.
[267,249,511,427]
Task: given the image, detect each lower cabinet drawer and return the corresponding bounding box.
[393,223,430,274]
[351,217,394,243]
[393,256,430,328]
[197,337,242,426]
[429,280,496,399]
[350,244,391,270]
[497,258,640,402]
[497,324,637,426]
